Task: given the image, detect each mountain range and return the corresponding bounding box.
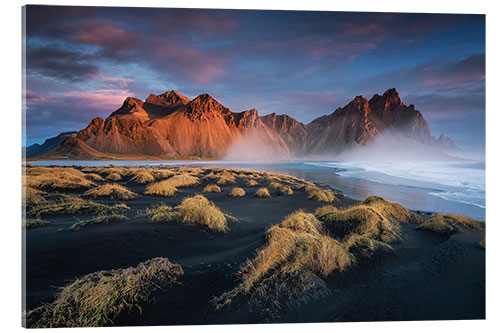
[26,88,459,160]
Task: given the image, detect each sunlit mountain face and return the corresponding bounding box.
[24,6,484,155]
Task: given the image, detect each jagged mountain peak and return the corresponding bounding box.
[145,90,190,107]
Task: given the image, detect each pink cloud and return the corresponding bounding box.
[63,89,130,110]
[151,36,228,84]
[76,20,136,51]
[97,73,134,88]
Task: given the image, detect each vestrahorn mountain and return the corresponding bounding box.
[27,88,457,160]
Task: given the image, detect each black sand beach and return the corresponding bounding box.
[23,166,485,326]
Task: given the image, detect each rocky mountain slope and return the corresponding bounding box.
[28,88,457,160]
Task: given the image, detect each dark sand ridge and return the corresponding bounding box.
[24,166,485,326]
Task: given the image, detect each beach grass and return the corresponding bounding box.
[314,205,339,218]
[105,172,122,181]
[255,187,271,198]
[70,213,127,231]
[417,213,484,235]
[214,210,352,312]
[27,195,129,216]
[203,184,222,193]
[245,179,258,187]
[279,185,293,196]
[178,195,229,232]
[26,166,95,191]
[129,170,155,184]
[144,180,180,197]
[84,173,105,182]
[27,257,183,328]
[24,218,50,229]
[319,205,401,244]
[229,187,245,197]
[145,195,231,232]
[84,184,137,200]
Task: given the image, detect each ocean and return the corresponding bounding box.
[29,159,485,220]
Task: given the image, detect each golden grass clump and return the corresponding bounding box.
[279,185,293,196]
[416,213,484,235]
[229,187,245,197]
[319,205,400,244]
[150,169,175,179]
[306,186,337,203]
[24,218,50,229]
[145,204,182,223]
[203,184,222,193]
[70,213,127,231]
[216,172,236,186]
[130,171,155,184]
[268,181,281,190]
[363,196,422,224]
[25,187,48,207]
[84,173,105,182]
[165,173,200,187]
[177,195,229,232]
[479,238,485,248]
[214,211,352,312]
[314,205,339,218]
[144,180,180,197]
[26,167,95,191]
[84,184,137,200]
[245,179,258,187]
[27,257,183,328]
[105,172,122,181]
[27,195,129,217]
[255,187,271,198]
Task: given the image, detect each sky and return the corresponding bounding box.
[24,5,485,152]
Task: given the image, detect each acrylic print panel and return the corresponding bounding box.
[22,5,485,327]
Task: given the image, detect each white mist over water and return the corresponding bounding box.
[309,160,485,209]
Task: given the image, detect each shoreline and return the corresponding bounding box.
[26,159,485,220]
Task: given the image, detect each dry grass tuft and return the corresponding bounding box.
[26,167,95,191]
[105,172,122,181]
[268,181,281,190]
[214,210,352,313]
[27,258,183,328]
[130,171,155,184]
[145,196,230,233]
[203,184,222,193]
[417,213,484,235]
[177,195,229,232]
[84,184,137,200]
[306,186,337,203]
[363,196,422,224]
[150,169,175,179]
[145,204,182,223]
[24,218,50,229]
[245,179,258,187]
[319,205,400,244]
[229,187,245,197]
[84,173,105,182]
[27,195,129,217]
[279,185,293,196]
[25,187,48,207]
[70,213,127,231]
[144,180,180,197]
[166,173,200,187]
[255,187,271,198]
[216,172,236,186]
[479,238,485,248]
[315,205,339,218]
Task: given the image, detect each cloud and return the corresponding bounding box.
[75,20,137,52]
[26,45,100,81]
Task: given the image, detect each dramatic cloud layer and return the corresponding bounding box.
[24,6,485,152]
